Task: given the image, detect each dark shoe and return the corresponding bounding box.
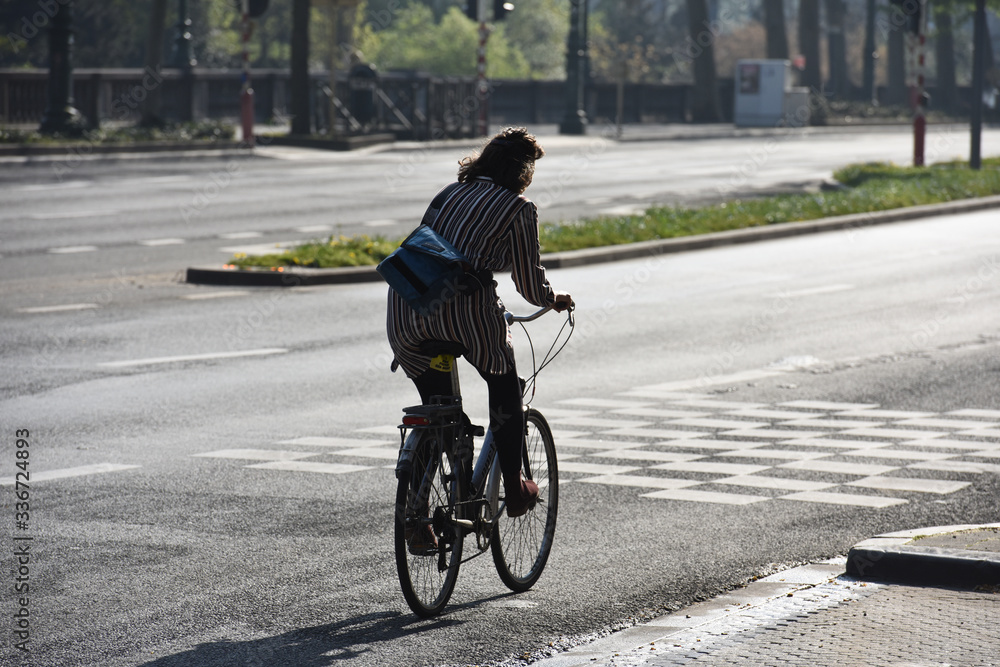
[405,523,438,556]
[506,478,539,518]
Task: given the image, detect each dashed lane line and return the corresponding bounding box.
[99,348,288,368]
[0,463,140,486]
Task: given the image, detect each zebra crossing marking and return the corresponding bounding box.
[191,389,1000,508]
[781,491,908,508]
[845,476,971,495]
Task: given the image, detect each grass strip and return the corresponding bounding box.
[228,158,1000,269]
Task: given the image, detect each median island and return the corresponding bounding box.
[227,158,1000,270]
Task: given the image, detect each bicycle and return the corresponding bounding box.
[392,303,575,617]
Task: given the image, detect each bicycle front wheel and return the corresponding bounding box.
[394,438,465,617]
[491,408,558,592]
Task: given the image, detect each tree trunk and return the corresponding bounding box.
[763,0,789,59]
[797,0,822,91]
[139,0,168,128]
[825,0,848,98]
[291,0,311,135]
[934,7,956,112]
[887,4,907,106]
[685,0,720,122]
[862,0,876,102]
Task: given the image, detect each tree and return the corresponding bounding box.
[826,0,849,97]
[798,0,822,90]
[763,0,789,59]
[685,0,720,121]
[140,0,168,127]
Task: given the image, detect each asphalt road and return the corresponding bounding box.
[2,129,1000,666]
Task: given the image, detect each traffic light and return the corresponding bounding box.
[234,0,269,18]
[466,0,513,21]
[494,0,513,21]
[889,0,921,35]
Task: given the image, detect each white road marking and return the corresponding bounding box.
[766,284,854,298]
[834,409,936,419]
[558,398,655,409]
[780,437,893,449]
[781,400,880,411]
[558,462,639,475]
[48,245,98,254]
[100,348,288,368]
[901,438,997,451]
[652,461,771,476]
[959,428,1000,439]
[779,460,899,476]
[555,438,648,450]
[641,488,768,505]
[895,418,999,430]
[840,427,948,440]
[655,439,771,451]
[910,460,1000,474]
[610,407,712,419]
[138,238,186,246]
[332,447,399,460]
[842,448,955,461]
[364,219,397,227]
[577,474,700,490]
[724,408,825,420]
[602,427,711,440]
[550,417,652,429]
[845,476,971,494]
[277,437,393,448]
[721,428,825,439]
[193,449,317,461]
[294,225,333,233]
[0,463,139,486]
[947,409,1000,419]
[778,418,887,429]
[715,475,835,492]
[31,210,117,219]
[218,231,263,239]
[590,449,704,463]
[248,461,374,474]
[180,290,250,300]
[668,417,770,430]
[782,491,907,508]
[716,448,826,461]
[17,303,97,314]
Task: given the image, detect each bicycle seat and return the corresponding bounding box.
[419,339,467,358]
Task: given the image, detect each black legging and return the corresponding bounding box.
[412,365,524,495]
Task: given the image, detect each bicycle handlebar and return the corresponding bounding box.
[505,303,575,324]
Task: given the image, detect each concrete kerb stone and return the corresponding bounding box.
[846,522,1000,587]
[185,195,1000,287]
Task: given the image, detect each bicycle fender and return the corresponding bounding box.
[395,430,423,479]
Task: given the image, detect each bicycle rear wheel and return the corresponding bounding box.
[491,408,558,592]
[394,437,465,617]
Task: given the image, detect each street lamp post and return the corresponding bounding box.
[559,0,587,135]
[970,0,986,170]
[170,0,196,70]
[39,0,84,135]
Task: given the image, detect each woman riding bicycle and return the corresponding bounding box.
[386,127,573,518]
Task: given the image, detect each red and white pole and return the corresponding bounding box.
[240,0,255,147]
[477,19,489,137]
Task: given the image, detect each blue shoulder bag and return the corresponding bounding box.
[377,184,491,316]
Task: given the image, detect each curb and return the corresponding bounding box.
[0,140,246,158]
[185,194,1000,287]
[846,523,1000,587]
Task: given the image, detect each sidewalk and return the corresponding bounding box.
[528,524,1000,667]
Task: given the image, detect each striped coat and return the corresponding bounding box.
[387,176,556,378]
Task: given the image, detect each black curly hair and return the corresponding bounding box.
[456,127,545,194]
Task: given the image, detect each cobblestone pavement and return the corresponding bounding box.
[607,581,1000,667]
